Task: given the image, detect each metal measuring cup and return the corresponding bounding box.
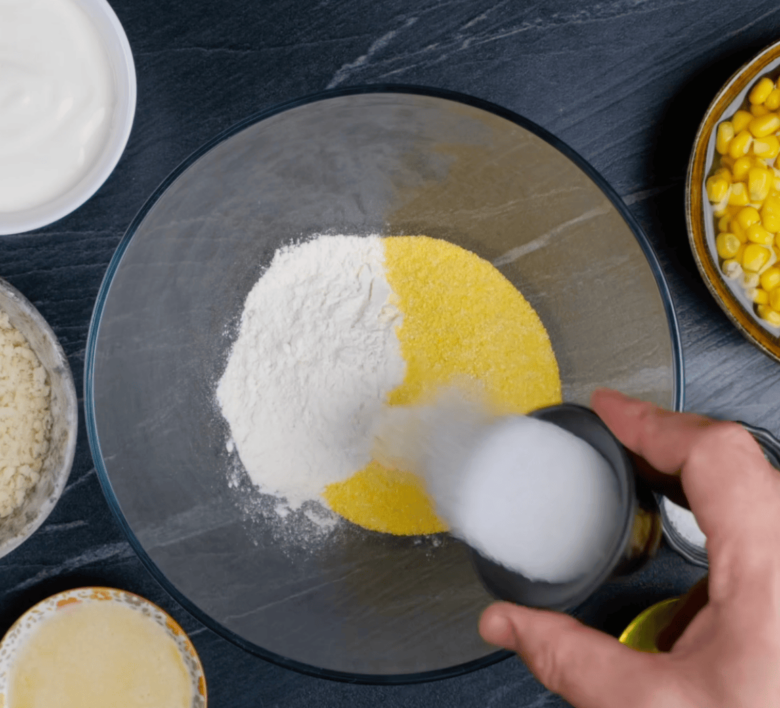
[470,403,665,613]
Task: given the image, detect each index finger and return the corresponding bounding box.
[591,389,773,544]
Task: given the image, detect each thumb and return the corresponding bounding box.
[480,603,665,708]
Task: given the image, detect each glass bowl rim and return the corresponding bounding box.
[84,83,685,685]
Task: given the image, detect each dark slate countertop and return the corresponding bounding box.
[2,1,779,706]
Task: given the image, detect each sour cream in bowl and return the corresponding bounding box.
[0,0,136,235]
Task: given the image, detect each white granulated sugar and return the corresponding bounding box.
[426,412,621,584]
[217,235,405,511]
[0,311,52,518]
[373,390,622,583]
[662,498,706,549]
[453,417,621,583]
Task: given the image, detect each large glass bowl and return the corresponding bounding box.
[85,87,683,682]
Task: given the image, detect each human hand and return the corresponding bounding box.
[479,389,780,708]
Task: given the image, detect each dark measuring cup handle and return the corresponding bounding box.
[655,576,709,651]
[627,449,690,510]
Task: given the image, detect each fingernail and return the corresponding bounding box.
[480,611,514,648]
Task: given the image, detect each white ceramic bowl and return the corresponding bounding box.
[0,278,78,558]
[0,0,136,236]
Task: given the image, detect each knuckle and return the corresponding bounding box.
[711,420,753,445]
[636,402,674,446]
[635,401,662,430]
[689,421,753,464]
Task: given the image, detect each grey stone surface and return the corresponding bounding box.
[0,0,778,705]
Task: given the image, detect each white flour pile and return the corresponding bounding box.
[0,311,52,518]
[217,235,405,511]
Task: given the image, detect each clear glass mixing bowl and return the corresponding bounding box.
[85,87,682,682]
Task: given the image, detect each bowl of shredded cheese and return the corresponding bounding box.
[688,38,780,362]
[0,278,77,558]
[86,87,682,681]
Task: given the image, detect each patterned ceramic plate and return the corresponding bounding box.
[0,587,207,707]
[687,38,780,362]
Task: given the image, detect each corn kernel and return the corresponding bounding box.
[753,135,780,159]
[771,288,780,311]
[742,271,760,288]
[749,166,772,202]
[765,211,780,232]
[763,194,780,227]
[715,121,734,154]
[732,110,754,133]
[718,214,731,232]
[729,130,753,159]
[716,121,735,154]
[747,223,774,245]
[722,258,742,279]
[736,244,746,263]
[758,304,780,325]
[743,244,771,271]
[749,113,780,138]
[731,220,748,243]
[736,206,761,230]
[714,202,730,217]
[751,103,770,117]
[764,191,780,212]
[716,232,742,258]
[732,155,755,180]
[728,181,749,206]
[706,175,731,203]
[749,77,775,105]
[767,88,780,111]
[760,266,780,291]
[746,287,770,304]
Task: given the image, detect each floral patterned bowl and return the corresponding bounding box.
[687,38,780,362]
[0,587,207,707]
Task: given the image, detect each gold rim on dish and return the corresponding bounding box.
[686,38,780,363]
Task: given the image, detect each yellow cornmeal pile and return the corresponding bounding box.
[323,236,561,535]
